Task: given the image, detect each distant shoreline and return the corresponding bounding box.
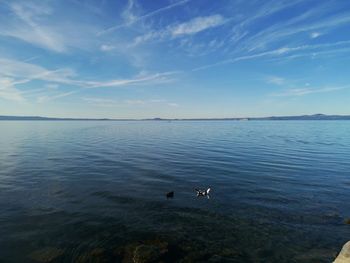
[1,114,350,121]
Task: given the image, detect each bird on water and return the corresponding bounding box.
[166,191,174,199]
[195,187,211,198]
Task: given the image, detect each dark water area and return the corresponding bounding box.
[0,120,350,263]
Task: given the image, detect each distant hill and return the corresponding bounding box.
[0,115,111,121]
[0,114,350,121]
[249,114,350,120]
[148,114,350,121]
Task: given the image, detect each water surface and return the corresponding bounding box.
[0,121,349,262]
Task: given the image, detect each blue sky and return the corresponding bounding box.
[0,0,350,118]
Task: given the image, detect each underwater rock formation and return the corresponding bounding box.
[29,247,64,263]
[116,239,168,263]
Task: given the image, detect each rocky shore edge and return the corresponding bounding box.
[334,241,350,263]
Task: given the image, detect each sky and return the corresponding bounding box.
[0,0,350,119]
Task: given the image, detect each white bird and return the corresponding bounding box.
[195,187,211,198]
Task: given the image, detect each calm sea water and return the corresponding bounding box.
[0,121,350,263]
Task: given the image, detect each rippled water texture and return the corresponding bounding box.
[0,120,350,262]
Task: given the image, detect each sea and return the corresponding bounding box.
[0,120,349,262]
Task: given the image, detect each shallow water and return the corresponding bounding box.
[0,120,349,262]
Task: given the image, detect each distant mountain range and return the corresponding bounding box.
[0,116,111,121]
[1,114,350,121]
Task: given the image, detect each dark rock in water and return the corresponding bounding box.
[118,239,168,263]
[166,191,174,199]
[208,254,223,262]
[76,248,111,263]
[29,247,64,263]
[296,248,336,262]
[345,218,350,225]
[133,245,162,263]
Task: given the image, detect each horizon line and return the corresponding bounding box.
[1,113,350,121]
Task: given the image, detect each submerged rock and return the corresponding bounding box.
[29,247,64,263]
[133,245,163,263]
[118,239,168,263]
[345,218,350,225]
[334,241,350,263]
[76,248,111,263]
[296,248,335,262]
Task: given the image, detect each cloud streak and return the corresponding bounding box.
[133,14,226,45]
[97,0,191,35]
[0,77,25,102]
[192,40,350,71]
[0,57,178,102]
[83,97,179,108]
[266,76,286,85]
[271,86,348,97]
[171,15,225,37]
[0,2,67,52]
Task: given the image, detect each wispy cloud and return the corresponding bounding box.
[266,76,286,85]
[0,2,67,52]
[1,0,350,117]
[1,58,177,87]
[0,1,102,53]
[171,15,225,37]
[0,77,25,102]
[133,14,226,45]
[83,97,178,108]
[87,71,177,88]
[235,6,350,54]
[271,86,348,97]
[82,97,120,108]
[97,0,191,35]
[37,90,80,103]
[1,58,78,85]
[310,32,322,39]
[192,40,350,71]
[167,102,179,107]
[124,99,179,107]
[100,44,116,51]
[83,97,117,104]
[225,0,309,49]
[0,57,178,102]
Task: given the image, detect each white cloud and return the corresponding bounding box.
[100,44,116,51]
[310,32,322,39]
[170,15,225,37]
